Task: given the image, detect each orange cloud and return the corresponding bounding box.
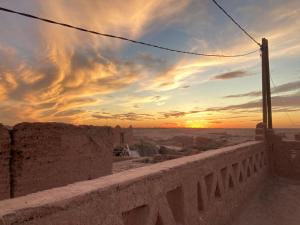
[0,0,299,128]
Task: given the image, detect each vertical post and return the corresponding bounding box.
[261,38,273,129]
[261,38,268,127]
[264,39,273,129]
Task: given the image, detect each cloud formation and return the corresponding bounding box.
[93,112,154,121]
[210,92,300,112]
[0,0,299,127]
[0,0,193,125]
[224,80,300,98]
[212,70,250,80]
[159,110,201,118]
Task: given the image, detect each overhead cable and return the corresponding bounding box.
[0,6,259,58]
[211,0,261,46]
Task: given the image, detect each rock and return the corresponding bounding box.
[133,141,159,157]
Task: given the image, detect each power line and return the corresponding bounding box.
[0,6,259,58]
[211,0,261,47]
[270,76,296,127]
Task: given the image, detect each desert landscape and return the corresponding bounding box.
[113,128,300,172]
[0,0,300,224]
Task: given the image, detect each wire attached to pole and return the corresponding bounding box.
[211,0,261,47]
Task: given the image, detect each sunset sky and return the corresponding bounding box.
[0,0,299,128]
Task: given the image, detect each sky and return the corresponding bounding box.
[0,0,299,128]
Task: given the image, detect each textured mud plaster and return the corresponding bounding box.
[272,139,300,180]
[0,141,269,225]
[10,122,113,197]
[0,124,10,200]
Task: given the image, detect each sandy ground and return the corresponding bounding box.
[133,128,256,146]
[232,177,300,225]
[114,128,300,173]
[133,128,300,146]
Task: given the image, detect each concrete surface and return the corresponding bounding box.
[232,177,300,225]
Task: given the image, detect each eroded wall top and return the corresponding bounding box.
[9,122,114,198]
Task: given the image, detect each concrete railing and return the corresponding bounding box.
[0,141,268,225]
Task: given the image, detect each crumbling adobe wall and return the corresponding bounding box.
[0,124,10,200]
[10,122,113,197]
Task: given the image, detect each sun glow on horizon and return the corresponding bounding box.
[0,0,299,128]
[185,120,209,128]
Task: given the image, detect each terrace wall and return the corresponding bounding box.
[10,123,113,198]
[0,124,10,200]
[0,141,269,225]
[272,139,300,180]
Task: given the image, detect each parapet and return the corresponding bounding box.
[0,141,268,225]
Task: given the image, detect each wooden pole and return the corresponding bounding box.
[264,39,273,129]
[261,38,273,129]
[261,38,268,127]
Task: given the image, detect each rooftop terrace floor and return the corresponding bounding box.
[232,177,300,225]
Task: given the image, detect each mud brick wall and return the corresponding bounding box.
[10,123,113,197]
[0,124,10,200]
[272,140,300,180]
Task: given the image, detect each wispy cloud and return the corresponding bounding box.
[0,0,190,125]
[159,110,201,118]
[212,70,250,80]
[224,80,300,98]
[210,92,300,111]
[181,85,191,89]
[54,109,85,117]
[93,112,154,121]
[0,0,299,127]
[116,95,170,109]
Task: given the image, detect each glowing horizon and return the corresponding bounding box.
[0,0,299,128]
